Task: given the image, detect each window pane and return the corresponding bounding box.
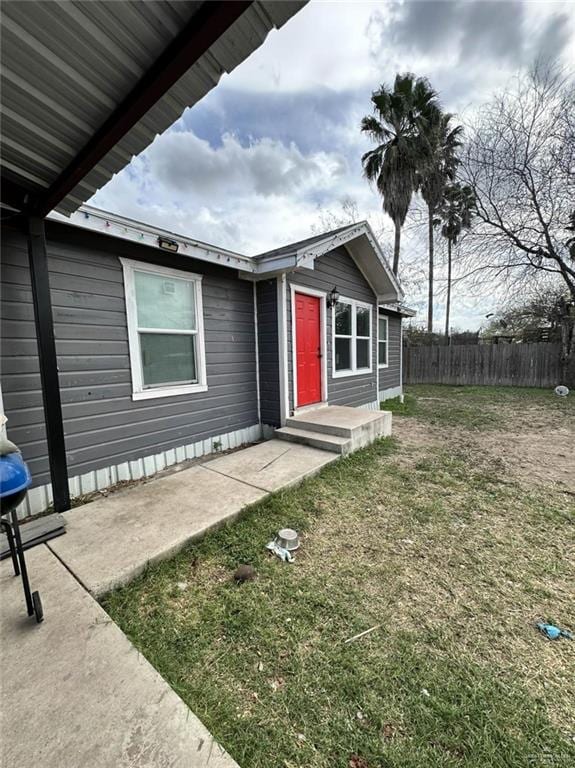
[379,341,387,365]
[335,337,351,371]
[356,306,370,337]
[140,333,196,387]
[378,317,388,342]
[135,271,196,330]
[335,302,351,335]
[357,338,370,369]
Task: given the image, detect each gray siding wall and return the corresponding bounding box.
[286,246,378,411]
[378,313,401,392]
[1,223,258,488]
[256,279,281,427]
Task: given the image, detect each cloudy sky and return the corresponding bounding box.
[91,0,575,330]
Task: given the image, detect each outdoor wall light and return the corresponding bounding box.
[158,236,179,252]
[327,286,340,308]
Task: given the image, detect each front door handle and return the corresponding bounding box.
[317,347,323,359]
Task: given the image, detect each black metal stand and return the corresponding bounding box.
[0,511,43,623]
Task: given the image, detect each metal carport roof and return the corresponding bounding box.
[0,0,305,215]
[0,0,306,514]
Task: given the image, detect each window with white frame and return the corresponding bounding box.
[333,298,372,376]
[378,315,389,367]
[121,259,207,400]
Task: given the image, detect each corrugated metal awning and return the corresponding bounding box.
[0,0,304,215]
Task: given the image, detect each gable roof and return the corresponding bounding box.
[1,1,305,216]
[254,224,354,261]
[254,221,403,302]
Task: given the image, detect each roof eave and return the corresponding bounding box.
[47,206,256,273]
[253,221,403,301]
[379,303,417,317]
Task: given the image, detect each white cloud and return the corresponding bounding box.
[93,131,361,254]
[90,0,575,329]
[147,131,346,198]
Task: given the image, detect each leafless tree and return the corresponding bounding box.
[311,196,361,234]
[460,63,575,380]
[310,196,395,266]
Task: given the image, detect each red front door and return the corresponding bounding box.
[295,292,322,407]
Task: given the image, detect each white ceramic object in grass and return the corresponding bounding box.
[277,528,299,551]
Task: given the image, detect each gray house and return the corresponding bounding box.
[1,205,411,517]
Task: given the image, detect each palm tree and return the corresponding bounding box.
[418,113,463,331]
[361,73,439,275]
[439,183,475,341]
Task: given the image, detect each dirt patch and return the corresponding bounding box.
[390,418,441,466]
[392,405,575,493]
[475,426,575,493]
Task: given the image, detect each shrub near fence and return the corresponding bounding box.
[403,342,564,387]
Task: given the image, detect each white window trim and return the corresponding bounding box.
[378,314,389,369]
[120,258,207,401]
[332,296,373,378]
[290,284,328,409]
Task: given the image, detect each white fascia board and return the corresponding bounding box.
[244,254,300,278]
[359,222,403,298]
[48,206,256,273]
[252,221,404,300]
[379,302,417,317]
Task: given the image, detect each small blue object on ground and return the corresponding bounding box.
[536,622,574,640]
[266,540,295,563]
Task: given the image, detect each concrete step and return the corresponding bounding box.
[275,426,352,454]
[287,408,390,439]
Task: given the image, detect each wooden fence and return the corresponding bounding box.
[403,342,563,387]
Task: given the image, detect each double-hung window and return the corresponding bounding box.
[378,315,389,367]
[121,259,207,400]
[333,298,372,376]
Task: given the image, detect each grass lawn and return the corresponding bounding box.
[102,386,575,768]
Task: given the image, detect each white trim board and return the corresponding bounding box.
[289,283,328,411]
[253,282,261,425]
[52,206,256,273]
[15,424,263,520]
[399,321,404,396]
[277,274,289,425]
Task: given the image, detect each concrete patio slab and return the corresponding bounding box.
[0,545,239,768]
[49,465,267,597]
[203,438,338,492]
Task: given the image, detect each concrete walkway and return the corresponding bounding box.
[49,439,337,596]
[1,546,238,768]
[0,439,338,768]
